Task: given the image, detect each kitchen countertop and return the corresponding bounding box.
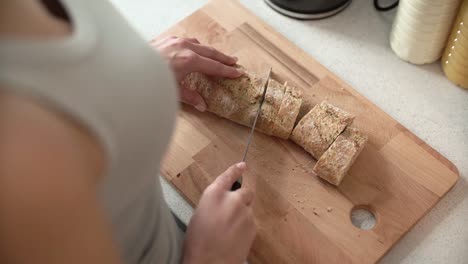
[110,0,468,263]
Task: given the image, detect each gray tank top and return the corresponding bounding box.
[0,1,183,263]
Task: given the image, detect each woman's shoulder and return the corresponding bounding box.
[0,88,123,264]
[0,89,105,184]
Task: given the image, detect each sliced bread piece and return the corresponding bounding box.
[313,127,367,186]
[272,84,303,139]
[290,101,354,159]
[255,78,286,136]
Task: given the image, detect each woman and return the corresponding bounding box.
[0,1,256,263]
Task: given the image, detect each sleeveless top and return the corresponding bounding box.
[0,1,183,263]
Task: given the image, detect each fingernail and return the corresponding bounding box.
[237,68,245,76]
[236,162,247,170]
[195,103,206,112]
[232,56,239,62]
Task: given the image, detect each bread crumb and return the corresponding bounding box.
[312,207,319,216]
[327,207,333,212]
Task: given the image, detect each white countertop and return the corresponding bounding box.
[110,0,468,263]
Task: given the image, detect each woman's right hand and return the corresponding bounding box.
[182,162,256,264]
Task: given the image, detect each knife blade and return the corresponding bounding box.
[231,67,272,191]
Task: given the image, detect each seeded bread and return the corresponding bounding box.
[181,71,302,139]
[272,84,303,139]
[313,127,367,186]
[290,101,354,159]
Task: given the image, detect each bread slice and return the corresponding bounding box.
[181,71,302,139]
[255,78,286,136]
[272,84,303,139]
[313,127,367,186]
[290,101,354,159]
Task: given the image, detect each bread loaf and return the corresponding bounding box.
[290,101,354,159]
[181,71,302,139]
[312,127,367,186]
[183,72,366,186]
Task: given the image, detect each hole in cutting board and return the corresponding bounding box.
[350,205,376,230]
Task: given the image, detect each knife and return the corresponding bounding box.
[231,67,272,191]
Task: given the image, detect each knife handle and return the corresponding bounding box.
[230,179,242,191]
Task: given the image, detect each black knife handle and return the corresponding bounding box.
[230,180,242,191]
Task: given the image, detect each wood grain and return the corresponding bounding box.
[157,1,460,263]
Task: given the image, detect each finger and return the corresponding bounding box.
[150,35,177,46]
[235,187,254,206]
[173,50,243,79]
[194,55,244,78]
[189,43,237,65]
[180,88,207,112]
[183,37,200,44]
[214,162,247,190]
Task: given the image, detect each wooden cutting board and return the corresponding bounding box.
[157,0,459,263]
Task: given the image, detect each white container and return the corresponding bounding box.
[390,0,462,64]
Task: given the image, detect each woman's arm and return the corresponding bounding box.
[0,92,122,264]
[152,38,257,263]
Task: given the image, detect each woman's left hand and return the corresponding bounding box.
[151,36,243,112]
